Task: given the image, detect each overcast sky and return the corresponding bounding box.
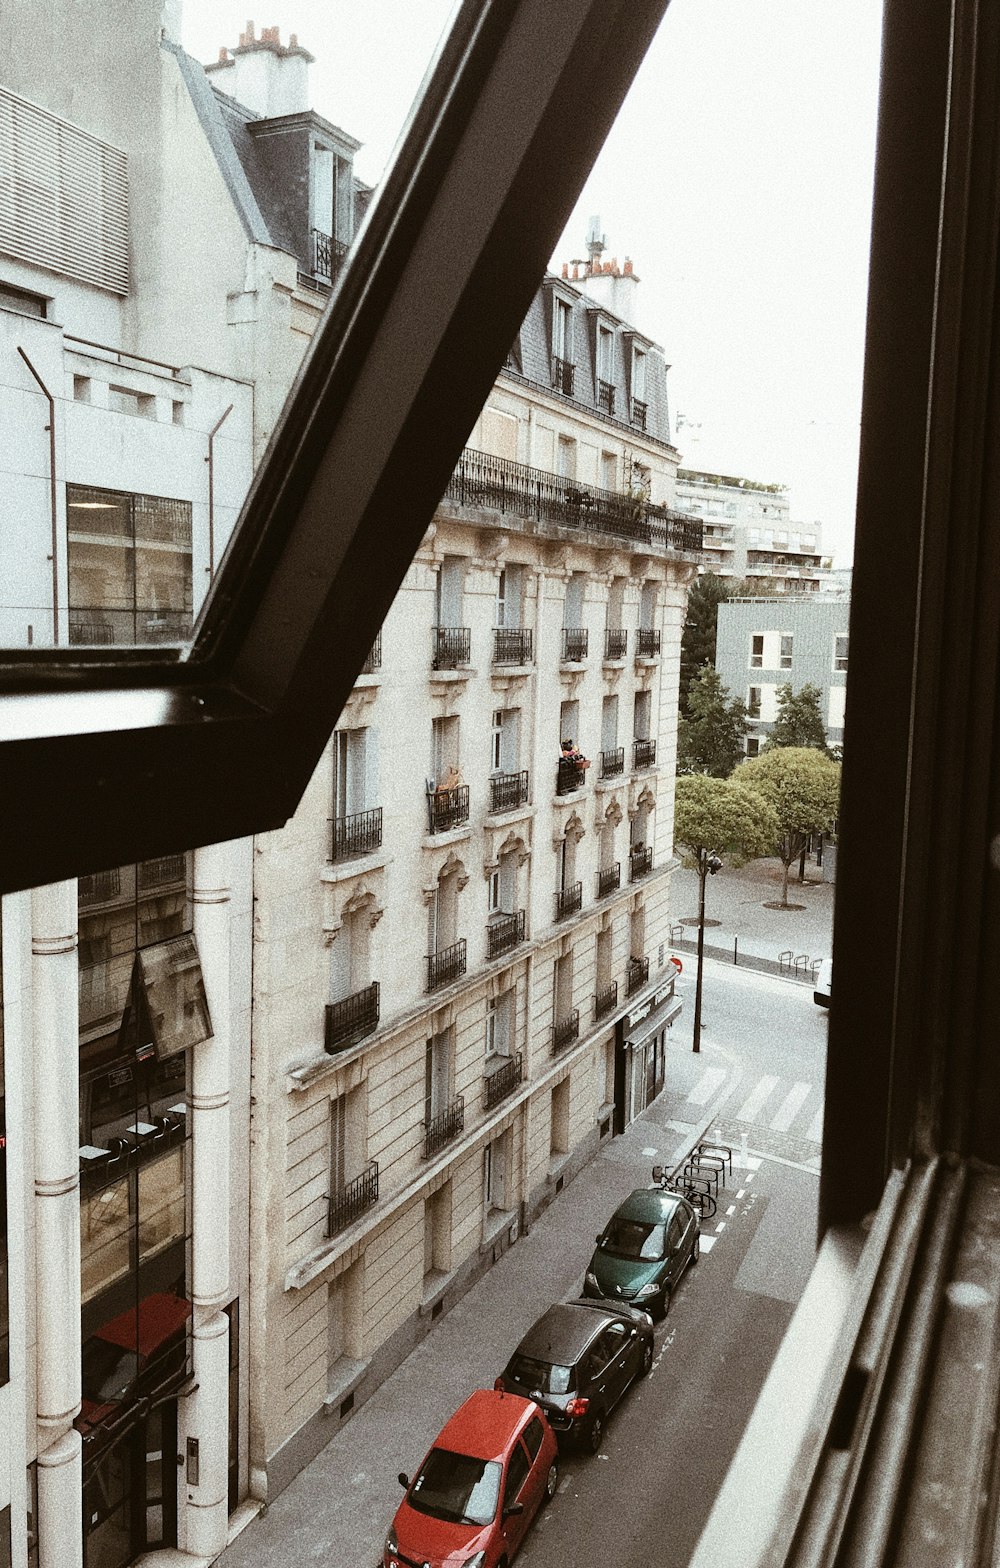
[182,1,883,568]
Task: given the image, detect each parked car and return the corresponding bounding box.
[584,1187,699,1318]
[814,957,833,1007]
[384,1388,558,1568]
[495,1297,654,1454]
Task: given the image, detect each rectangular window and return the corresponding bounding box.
[746,737,761,758]
[632,346,646,401]
[329,1094,347,1195]
[600,450,617,491]
[633,689,652,741]
[491,709,503,772]
[834,634,849,670]
[747,686,762,719]
[108,384,155,418]
[486,989,513,1059]
[424,1030,452,1125]
[431,715,460,781]
[0,279,47,316]
[750,634,764,668]
[597,323,614,382]
[485,1130,512,1212]
[550,1078,570,1156]
[560,698,580,752]
[780,634,793,668]
[332,727,372,818]
[553,297,572,362]
[557,434,577,479]
[66,483,192,647]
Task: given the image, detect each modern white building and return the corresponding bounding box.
[715,596,850,755]
[675,468,832,592]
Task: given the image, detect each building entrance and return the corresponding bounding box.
[82,1400,178,1568]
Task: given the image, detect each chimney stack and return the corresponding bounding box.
[205,19,316,118]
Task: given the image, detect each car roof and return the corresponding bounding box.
[512,1302,619,1365]
[611,1188,688,1224]
[435,1389,535,1460]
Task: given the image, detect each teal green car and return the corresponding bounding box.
[584,1188,699,1319]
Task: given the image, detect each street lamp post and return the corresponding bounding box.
[692,848,722,1054]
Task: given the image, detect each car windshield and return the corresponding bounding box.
[408,1448,502,1526]
[508,1354,572,1394]
[601,1217,667,1261]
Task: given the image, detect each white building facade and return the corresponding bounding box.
[675,468,831,592]
[716,596,850,755]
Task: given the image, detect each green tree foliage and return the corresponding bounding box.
[765,682,830,753]
[673,773,779,866]
[680,573,780,714]
[676,667,748,778]
[735,746,841,905]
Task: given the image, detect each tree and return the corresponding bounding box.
[735,747,841,906]
[680,573,780,714]
[765,682,830,753]
[676,667,747,777]
[674,774,779,1051]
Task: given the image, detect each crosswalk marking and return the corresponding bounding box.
[688,1066,727,1104]
[699,1234,718,1253]
[769,1081,812,1132]
[806,1108,825,1143]
[735,1075,779,1122]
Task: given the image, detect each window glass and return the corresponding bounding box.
[80,1178,131,1304]
[504,1442,531,1508]
[523,1414,545,1459]
[409,1450,501,1526]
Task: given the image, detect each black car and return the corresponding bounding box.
[495,1298,653,1454]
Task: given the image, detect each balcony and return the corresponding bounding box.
[636,628,661,658]
[68,606,190,646]
[138,854,186,889]
[555,881,582,921]
[428,784,470,833]
[561,627,588,662]
[330,807,383,862]
[432,625,471,669]
[328,1160,378,1236]
[552,1009,580,1054]
[598,379,616,416]
[312,227,348,285]
[599,746,624,779]
[360,629,382,674]
[325,982,380,1054]
[427,938,467,992]
[79,866,123,906]
[493,627,533,666]
[423,1095,465,1160]
[597,863,621,899]
[626,956,650,997]
[484,1052,523,1110]
[486,909,526,960]
[629,845,653,881]
[445,447,703,557]
[594,981,619,1020]
[631,396,647,430]
[556,758,588,796]
[551,356,576,395]
[490,770,529,813]
[633,738,657,770]
[605,628,628,660]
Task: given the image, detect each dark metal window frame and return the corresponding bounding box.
[0,0,670,895]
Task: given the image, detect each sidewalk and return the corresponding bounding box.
[670,857,834,976]
[218,1036,739,1568]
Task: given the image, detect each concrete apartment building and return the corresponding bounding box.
[0,5,699,1566]
[675,467,831,592]
[715,596,850,756]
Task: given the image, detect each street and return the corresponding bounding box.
[219,959,826,1567]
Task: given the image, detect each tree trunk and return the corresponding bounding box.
[781,856,791,906]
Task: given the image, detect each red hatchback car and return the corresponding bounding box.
[384,1388,558,1568]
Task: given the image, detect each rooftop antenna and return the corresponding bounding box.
[586,215,606,268]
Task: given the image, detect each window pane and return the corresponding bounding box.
[80,1178,131,1304]
[137,1148,185,1262]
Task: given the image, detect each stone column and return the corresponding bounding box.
[179,840,233,1556]
[32,878,82,1568]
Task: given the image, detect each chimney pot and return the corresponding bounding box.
[571,263,579,280]
[218,46,229,62]
[561,262,568,278]
[289,32,298,46]
[623,258,633,275]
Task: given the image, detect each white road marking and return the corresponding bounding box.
[716,1221,726,1233]
[735,1075,779,1122]
[736,1188,746,1199]
[699,1234,717,1253]
[769,1081,812,1132]
[687,1066,727,1104]
[806,1107,825,1143]
[726,1204,736,1216]
[746,1159,761,1172]
[642,1146,658,1156]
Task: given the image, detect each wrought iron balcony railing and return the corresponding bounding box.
[636,628,661,658]
[423,1095,465,1160]
[626,955,650,997]
[328,1160,378,1236]
[486,909,526,960]
[312,227,348,284]
[552,1009,580,1054]
[597,863,621,899]
[594,981,619,1020]
[556,758,588,795]
[432,625,471,669]
[325,982,380,1054]
[561,627,588,662]
[484,1051,523,1110]
[493,627,533,665]
[79,866,123,906]
[427,938,467,992]
[490,770,529,813]
[633,738,657,769]
[629,845,653,881]
[598,379,616,415]
[605,628,628,660]
[428,784,470,833]
[551,356,576,395]
[360,628,382,673]
[599,747,624,779]
[445,447,703,556]
[555,882,583,921]
[68,606,191,646]
[330,807,383,862]
[631,396,648,430]
[138,854,186,889]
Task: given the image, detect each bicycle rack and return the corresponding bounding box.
[681,1158,720,1194]
[696,1141,733,1182]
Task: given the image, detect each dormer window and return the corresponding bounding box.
[311,140,354,282]
[597,324,615,414]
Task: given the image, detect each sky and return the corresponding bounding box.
[181,0,883,568]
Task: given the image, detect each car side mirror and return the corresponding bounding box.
[596,1233,603,1244]
[504,1501,525,1519]
[651,1164,663,1182]
[398,1473,409,1488]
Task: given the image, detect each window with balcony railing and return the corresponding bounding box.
[432,625,471,669]
[629,845,653,881]
[556,758,588,796]
[324,982,380,1053]
[360,629,382,674]
[605,627,627,660]
[327,1161,378,1236]
[486,909,525,960]
[599,747,624,779]
[312,228,348,285]
[552,1009,580,1053]
[555,882,582,921]
[483,1051,523,1110]
[626,955,649,996]
[631,396,647,430]
[492,627,532,665]
[597,379,615,415]
[636,628,660,658]
[423,1095,465,1160]
[427,784,470,833]
[633,738,657,770]
[551,356,575,395]
[561,627,588,662]
[79,867,123,906]
[426,938,467,992]
[597,863,621,899]
[594,981,618,1020]
[489,770,529,813]
[330,807,383,862]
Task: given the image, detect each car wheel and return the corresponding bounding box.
[659,1284,672,1320]
[586,1411,604,1454]
[640,1336,654,1376]
[691,1233,700,1266]
[545,1461,559,1500]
